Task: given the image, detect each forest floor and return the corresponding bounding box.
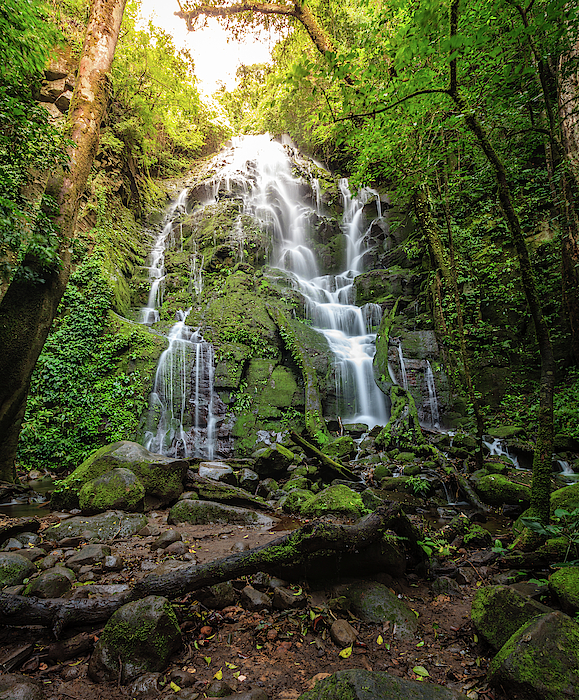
[0,507,539,700]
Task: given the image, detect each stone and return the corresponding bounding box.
[168,499,275,527]
[241,584,272,611]
[301,485,367,518]
[280,488,315,514]
[66,543,111,572]
[550,482,579,512]
[488,611,579,700]
[50,441,187,511]
[151,530,182,550]
[256,478,279,498]
[204,581,238,609]
[254,443,295,476]
[548,566,579,614]
[165,541,188,556]
[79,468,145,514]
[198,461,237,485]
[169,669,196,687]
[2,538,24,551]
[88,595,181,684]
[473,474,530,507]
[298,668,468,700]
[239,467,260,493]
[0,673,44,700]
[127,672,161,698]
[23,568,73,598]
[330,619,357,647]
[471,584,552,650]
[14,532,41,547]
[205,680,234,697]
[322,436,355,460]
[335,581,418,640]
[14,547,45,562]
[0,552,36,587]
[431,576,462,596]
[272,586,307,609]
[54,89,73,112]
[43,510,147,542]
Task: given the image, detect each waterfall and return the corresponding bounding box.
[425,360,440,427]
[396,342,408,391]
[483,438,520,469]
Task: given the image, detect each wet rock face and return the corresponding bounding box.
[88,595,182,684]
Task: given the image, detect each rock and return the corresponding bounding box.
[198,461,237,485]
[165,541,188,556]
[205,680,234,697]
[272,586,307,609]
[54,89,73,112]
[43,510,147,542]
[431,576,462,596]
[550,482,579,512]
[473,474,530,507]
[256,478,279,498]
[471,584,552,650]
[66,543,111,572]
[2,538,24,551]
[151,530,182,550]
[301,485,367,518]
[0,552,36,587]
[23,568,73,598]
[169,669,196,687]
[254,444,295,476]
[204,581,238,608]
[0,673,44,700]
[79,468,145,514]
[548,566,579,614]
[298,668,468,700]
[50,441,187,511]
[14,532,41,547]
[168,499,274,527]
[14,547,45,562]
[335,581,418,640]
[280,488,315,514]
[488,611,579,700]
[241,584,272,610]
[322,436,355,460]
[223,692,268,700]
[174,690,200,700]
[88,595,181,684]
[239,468,259,493]
[104,554,124,570]
[330,619,357,647]
[127,672,161,698]
[463,524,493,548]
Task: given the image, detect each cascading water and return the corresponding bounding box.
[207,135,388,427]
[425,360,440,428]
[140,192,217,459]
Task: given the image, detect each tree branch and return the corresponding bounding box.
[333,89,450,123]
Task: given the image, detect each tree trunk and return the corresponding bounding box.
[0,0,127,482]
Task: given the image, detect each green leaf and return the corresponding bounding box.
[339,645,353,658]
[413,666,430,677]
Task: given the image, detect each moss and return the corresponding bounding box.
[301,485,367,517]
[79,467,145,513]
[474,474,531,507]
[550,483,579,512]
[548,566,579,613]
[322,436,355,460]
[375,386,424,451]
[281,488,315,514]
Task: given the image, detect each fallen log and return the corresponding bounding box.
[290,430,359,482]
[0,504,414,637]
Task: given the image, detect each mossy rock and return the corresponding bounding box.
[473,474,530,507]
[167,499,275,527]
[486,426,526,439]
[43,511,147,542]
[486,461,508,474]
[548,566,579,614]
[280,488,315,514]
[23,568,73,598]
[471,584,552,650]
[282,477,311,492]
[380,476,412,492]
[550,483,579,512]
[0,552,36,587]
[79,468,145,514]
[254,444,295,477]
[488,611,579,700]
[88,595,181,684]
[51,441,186,511]
[322,436,355,460]
[301,485,367,518]
[463,524,493,548]
[373,463,393,481]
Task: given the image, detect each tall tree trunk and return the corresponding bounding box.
[0,0,127,482]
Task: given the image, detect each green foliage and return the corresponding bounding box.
[417,533,453,558]
[406,475,430,497]
[521,508,579,564]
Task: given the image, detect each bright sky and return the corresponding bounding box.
[137,0,280,96]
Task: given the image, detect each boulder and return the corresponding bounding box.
[471,584,552,650]
[548,566,579,614]
[301,485,367,518]
[88,595,181,684]
[473,474,531,507]
[43,510,147,542]
[329,619,357,647]
[298,669,468,700]
[550,482,579,512]
[335,581,418,640]
[0,552,36,587]
[50,441,186,511]
[168,499,275,527]
[198,461,237,485]
[238,468,259,493]
[280,488,315,514]
[0,673,44,700]
[23,568,74,598]
[79,468,145,514]
[66,543,111,572]
[322,436,355,460]
[488,611,579,700]
[254,444,295,476]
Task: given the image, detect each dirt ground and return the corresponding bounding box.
[0,509,539,700]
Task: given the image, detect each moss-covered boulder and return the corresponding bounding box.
[254,443,295,476]
[375,386,424,452]
[336,581,418,640]
[298,668,469,700]
[548,566,579,614]
[79,468,145,514]
[168,499,275,527]
[23,568,74,598]
[550,482,579,512]
[280,488,315,514]
[301,485,367,518]
[471,584,552,650]
[322,436,355,460]
[88,595,181,684]
[0,552,36,588]
[51,441,186,511]
[488,611,579,700]
[473,474,530,507]
[43,510,147,542]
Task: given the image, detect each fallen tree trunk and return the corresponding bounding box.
[289,431,359,482]
[0,504,412,637]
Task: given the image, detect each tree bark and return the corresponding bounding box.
[0,504,416,637]
[176,1,334,54]
[0,0,127,482]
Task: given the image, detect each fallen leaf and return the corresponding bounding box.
[204,656,211,665]
[170,681,181,691]
[214,668,223,680]
[376,635,383,645]
[339,645,353,659]
[413,666,430,677]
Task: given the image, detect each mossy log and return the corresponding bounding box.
[289,430,359,482]
[0,504,409,637]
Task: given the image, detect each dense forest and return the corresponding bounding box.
[1,0,579,698]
